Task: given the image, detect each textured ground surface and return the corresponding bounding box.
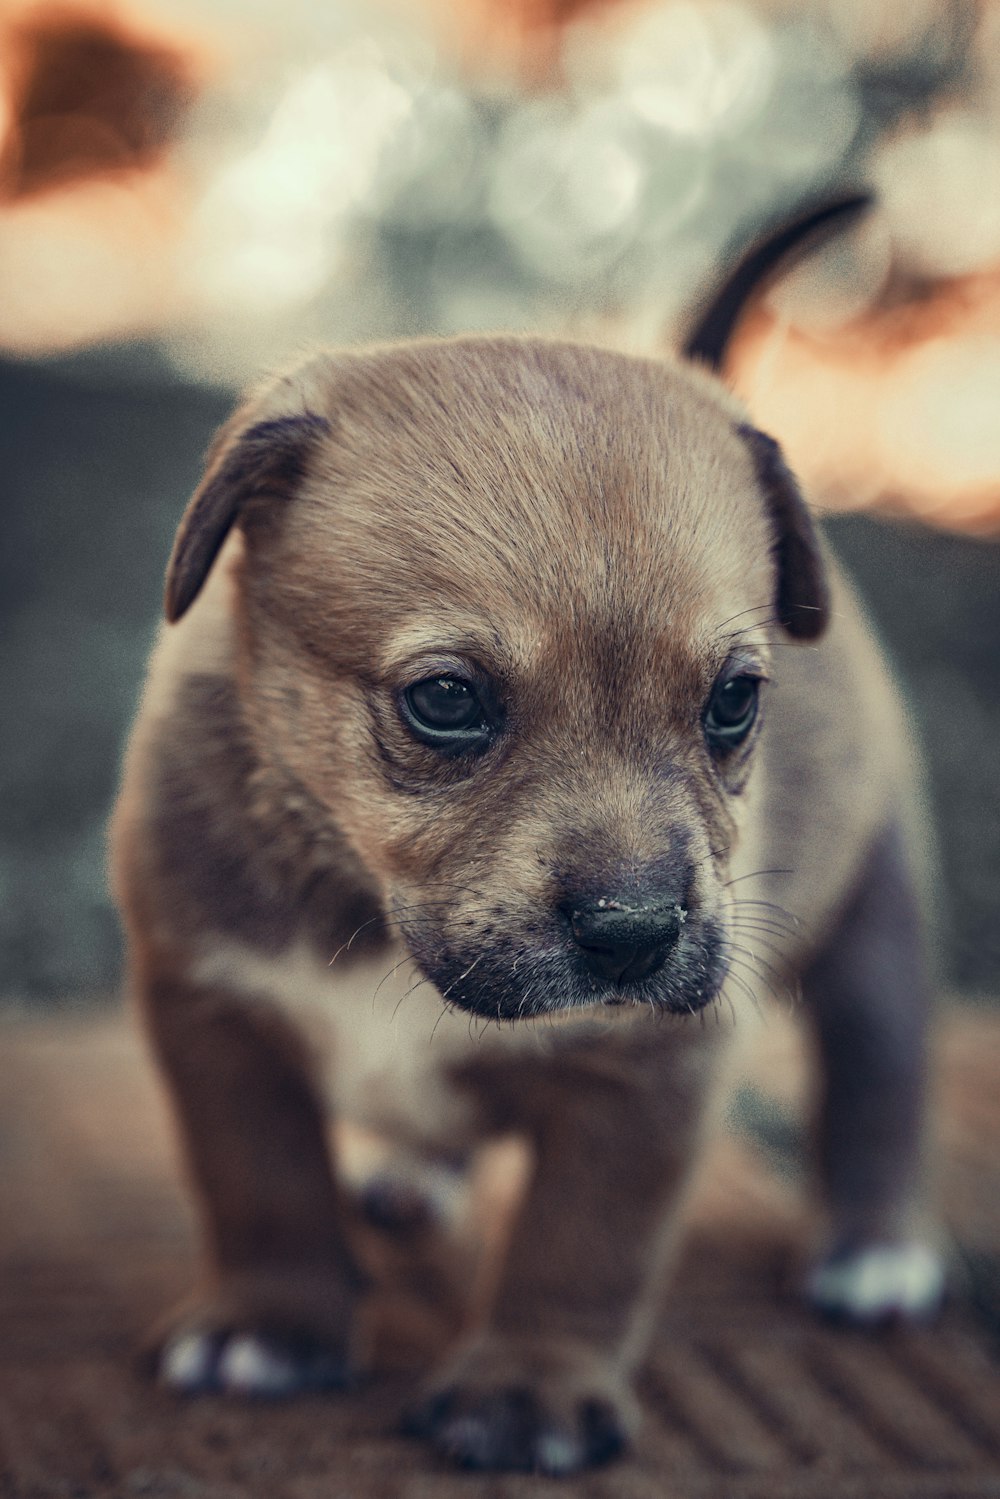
[1,1004,999,1499]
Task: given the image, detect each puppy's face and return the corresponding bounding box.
[170,338,826,1020]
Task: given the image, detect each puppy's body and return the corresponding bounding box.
[120,520,904,1137]
[113,333,941,1473]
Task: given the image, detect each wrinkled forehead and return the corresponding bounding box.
[274,340,777,665]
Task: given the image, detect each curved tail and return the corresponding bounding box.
[682,190,873,372]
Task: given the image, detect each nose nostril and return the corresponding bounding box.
[565,900,685,985]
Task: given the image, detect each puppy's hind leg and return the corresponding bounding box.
[803,818,945,1323]
[141,970,366,1396]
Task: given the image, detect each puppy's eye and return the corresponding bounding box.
[704,674,760,749]
[400,675,492,752]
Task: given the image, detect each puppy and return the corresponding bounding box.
[112,201,944,1475]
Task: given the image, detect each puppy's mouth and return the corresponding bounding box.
[395,912,729,1022]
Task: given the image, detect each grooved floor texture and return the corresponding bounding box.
[1,1007,999,1498]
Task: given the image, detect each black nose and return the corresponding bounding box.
[565,899,685,984]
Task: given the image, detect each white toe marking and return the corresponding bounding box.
[160,1331,215,1389]
[808,1242,945,1321]
[217,1334,299,1395]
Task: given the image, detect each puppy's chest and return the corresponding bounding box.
[190,937,501,1148]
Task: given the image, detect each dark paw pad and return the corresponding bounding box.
[405,1384,627,1475]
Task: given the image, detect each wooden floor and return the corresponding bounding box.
[1,1004,999,1498]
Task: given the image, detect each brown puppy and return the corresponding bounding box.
[111,215,943,1475]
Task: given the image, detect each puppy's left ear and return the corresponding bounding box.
[165,411,330,623]
[738,424,830,640]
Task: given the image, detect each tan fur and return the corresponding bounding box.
[112,334,936,1474]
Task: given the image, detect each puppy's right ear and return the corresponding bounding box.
[164,411,330,623]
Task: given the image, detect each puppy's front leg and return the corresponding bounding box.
[409,1027,722,1475]
[142,969,365,1395]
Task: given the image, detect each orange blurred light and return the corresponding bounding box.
[0,2,197,201]
[417,0,623,83]
[732,270,1000,534]
[0,0,211,351]
[0,0,997,543]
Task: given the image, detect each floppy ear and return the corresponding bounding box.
[164,411,331,623]
[737,424,830,640]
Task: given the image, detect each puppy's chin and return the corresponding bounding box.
[397,918,729,1023]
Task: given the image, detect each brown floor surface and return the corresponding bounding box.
[1,1007,999,1499]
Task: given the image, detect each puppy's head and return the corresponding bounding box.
[167,338,828,1020]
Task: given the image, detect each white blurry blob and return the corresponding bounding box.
[875,114,1000,279]
[635,134,709,245]
[183,43,413,312]
[734,21,858,185]
[595,0,776,139]
[489,98,647,281]
[878,336,1000,511]
[375,83,485,229]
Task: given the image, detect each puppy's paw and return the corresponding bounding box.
[807,1241,945,1325]
[158,1325,353,1397]
[148,1276,361,1398]
[404,1334,637,1475]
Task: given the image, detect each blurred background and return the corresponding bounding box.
[0,0,998,1007]
[2,8,1000,1492]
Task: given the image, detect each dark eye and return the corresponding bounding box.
[704,674,760,749]
[400,675,493,752]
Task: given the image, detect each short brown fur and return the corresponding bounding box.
[112,333,939,1475]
